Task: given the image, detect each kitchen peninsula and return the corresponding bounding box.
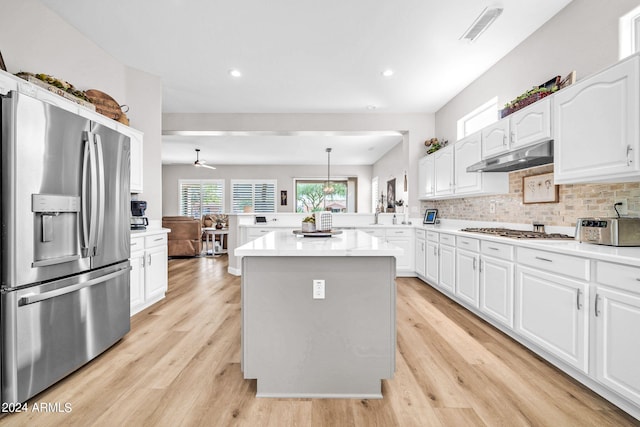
[235,229,402,398]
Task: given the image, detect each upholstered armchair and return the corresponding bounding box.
[162,216,202,257]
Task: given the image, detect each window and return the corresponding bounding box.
[295,179,349,213]
[457,96,498,140]
[620,5,640,59]
[179,179,224,218]
[231,180,277,213]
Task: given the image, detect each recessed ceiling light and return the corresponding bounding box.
[229,69,242,78]
[381,69,394,78]
[366,105,377,110]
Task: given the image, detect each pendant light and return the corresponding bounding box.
[323,148,335,194]
[194,148,216,170]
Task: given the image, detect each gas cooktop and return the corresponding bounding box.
[460,227,574,240]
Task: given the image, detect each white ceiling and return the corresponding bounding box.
[39,0,572,165]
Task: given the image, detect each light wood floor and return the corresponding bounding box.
[2,256,639,426]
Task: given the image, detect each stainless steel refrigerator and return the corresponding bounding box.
[1,90,131,404]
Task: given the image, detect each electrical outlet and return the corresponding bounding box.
[489,201,496,214]
[313,279,325,299]
[615,199,628,216]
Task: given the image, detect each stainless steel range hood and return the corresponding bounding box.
[466,140,553,172]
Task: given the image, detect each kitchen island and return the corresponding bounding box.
[234,229,402,398]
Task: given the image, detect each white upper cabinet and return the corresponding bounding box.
[510,97,552,149]
[434,145,455,197]
[482,118,510,158]
[554,54,640,183]
[454,131,482,195]
[482,98,552,159]
[417,155,435,199]
[118,125,144,193]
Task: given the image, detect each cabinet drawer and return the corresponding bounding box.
[415,229,426,240]
[596,261,640,293]
[145,233,168,249]
[360,228,386,238]
[481,240,514,261]
[426,231,439,242]
[439,233,456,246]
[457,236,479,252]
[130,236,145,251]
[517,247,589,281]
[386,228,412,237]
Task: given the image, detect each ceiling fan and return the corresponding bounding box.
[194,148,216,170]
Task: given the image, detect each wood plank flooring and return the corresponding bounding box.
[2,256,639,426]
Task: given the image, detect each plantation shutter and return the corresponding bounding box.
[231,180,277,213]
[179,180,224,218]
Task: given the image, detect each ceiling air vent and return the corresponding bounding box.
[460,7,503,42]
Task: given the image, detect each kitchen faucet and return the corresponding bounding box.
[374,208,380,225]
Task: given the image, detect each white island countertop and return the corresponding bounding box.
[234,229,403,257]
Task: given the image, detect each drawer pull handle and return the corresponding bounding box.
[462,241,469,245]
[131,242,137,246]
[576,289,582,310]
[488,247,499,251]
[535,256,553,262]
[595,293,600,317]
[154,237,164,241]
[636,278,640,282]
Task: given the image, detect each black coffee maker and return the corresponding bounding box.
[130,200,149,230]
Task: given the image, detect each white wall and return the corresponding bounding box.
[1,0,163,221]
[435,0,640,141]
[372,140,408,211]
[162,163,373,215]
[163,113,435,214]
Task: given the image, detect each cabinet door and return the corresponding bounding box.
[387,237,413,272]
[145,245,168,301]
[424,155,435,198]
[595,286,640,406]
[130,250,146,314]
[554,55,640,183]
[510,97,551,149]
[425,241,439,285]
[415,238,426,277]
[418,156,434,199]
[480,256,514,328]
[455,249,479,307]
[454,132,482,195]
[481,118,509,158]
[515,266,589,372]
[434,146,454,196]
[438,245,456,293]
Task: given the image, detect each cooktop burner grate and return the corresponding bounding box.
[460,227,574,240]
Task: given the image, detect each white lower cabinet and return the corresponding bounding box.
[425,232,439,285]
[130,232,169,316]
[455,248,479,307]
[414,231,426,278]
[480,256,514,328]
[385,228,415,274]
[438,237,456,294]
[515,265,589,373]
[594,261,640,407]
[479,241,514,328]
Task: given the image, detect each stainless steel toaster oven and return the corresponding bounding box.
[576,217,640,246]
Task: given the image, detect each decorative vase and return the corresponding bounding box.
[301,222,316,232]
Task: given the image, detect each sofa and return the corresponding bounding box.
[162,216,202,257]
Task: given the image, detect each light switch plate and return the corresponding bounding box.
[313,279,325,299]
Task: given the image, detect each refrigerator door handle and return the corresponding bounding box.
[94,133,106,257]
[81,131,99,257]
[18,266,130,306]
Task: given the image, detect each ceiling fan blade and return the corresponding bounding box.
[200,163,216,170]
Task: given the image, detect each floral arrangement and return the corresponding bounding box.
[425,138,448,155]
